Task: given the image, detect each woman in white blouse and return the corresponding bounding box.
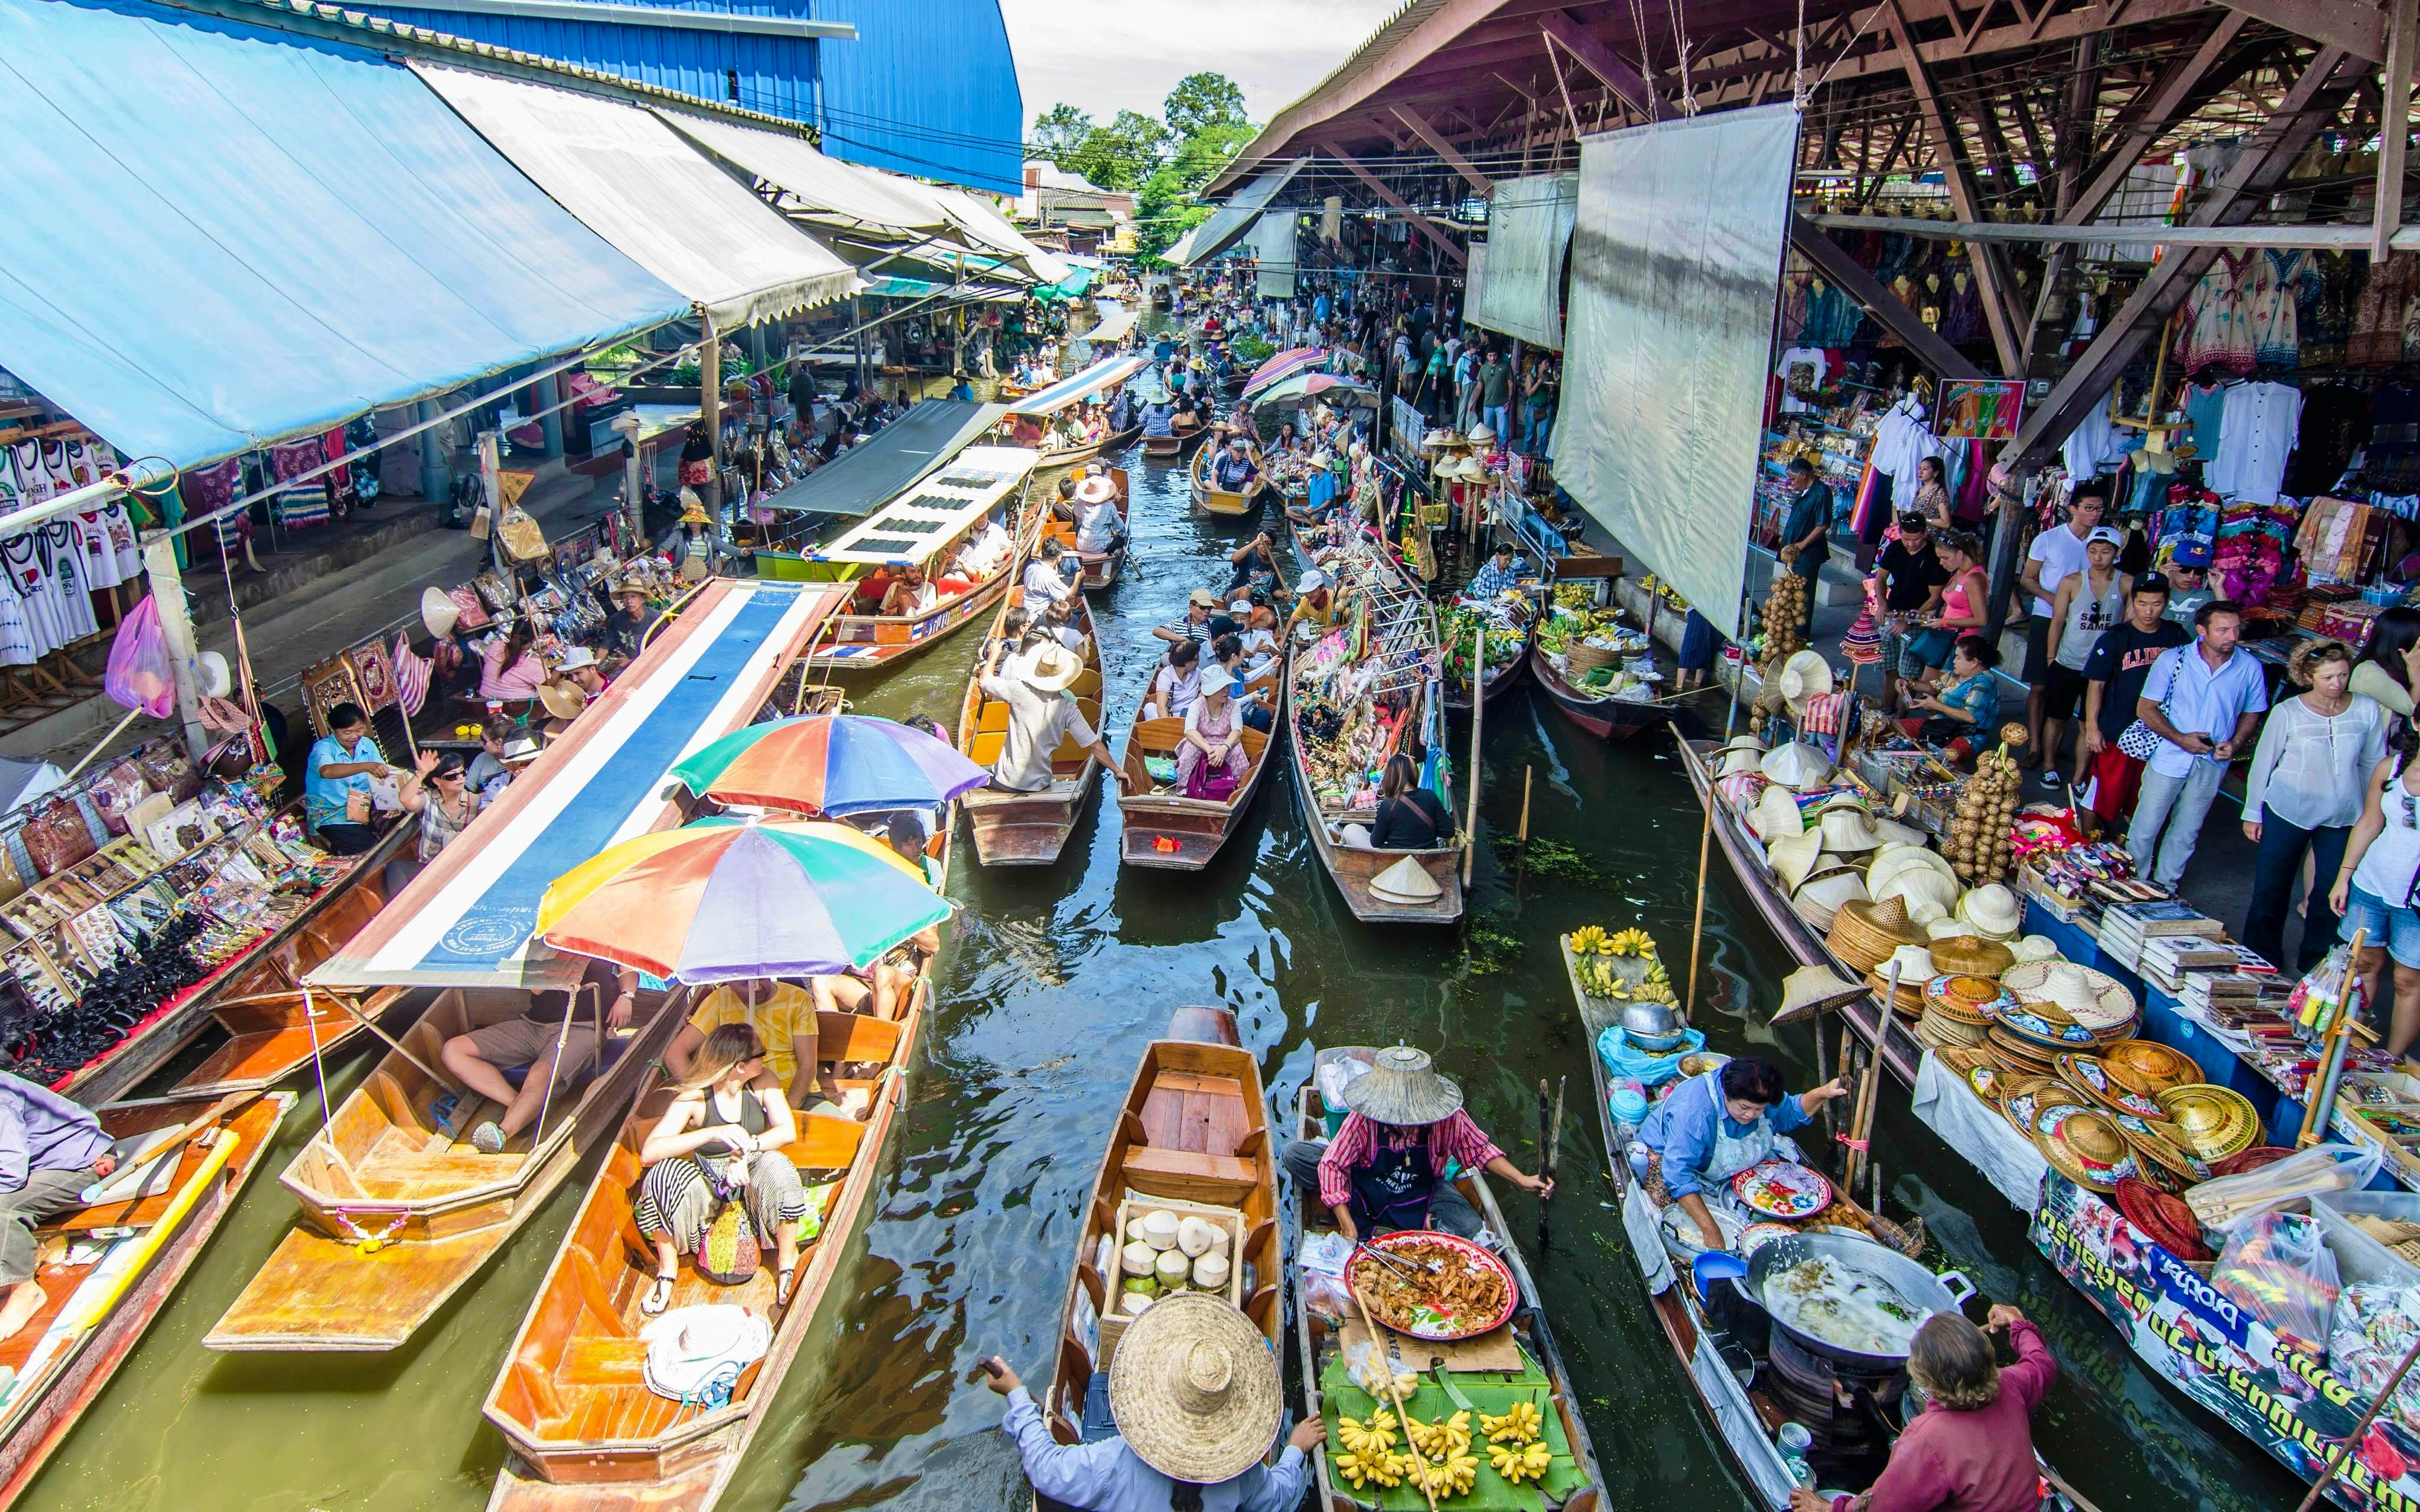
[2242,638,2387,971]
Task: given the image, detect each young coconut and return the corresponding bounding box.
[1176,1214,1218,1259]
[1121,1240,1157,1276]
[1140,1210,1180,1250]
[1192,1251,1231,1291]
[1154,1248,1192,1289]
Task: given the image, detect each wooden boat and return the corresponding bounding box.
[1141,418,1208,459]
[203,983,688,1351]
[480,985,926,1510]
[956,579,1107,868]
[1029,1006,1281,1491]
[1442,616,1536,717]
[1291,1045,1604,1511]
[0,1090,294,1504]
[1035,466,1130,590]
[1528,638,1686,743]
[1674,736,1922,1086]
[1190,441,1263,520]
[1035,424,1140,471]
[788,445,1041,677]
[1113,669,1280,873]
[60,818,414,1108]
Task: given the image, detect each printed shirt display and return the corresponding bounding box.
[2175,252,2254,376]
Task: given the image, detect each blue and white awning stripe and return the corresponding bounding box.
[1003,353,1151,417]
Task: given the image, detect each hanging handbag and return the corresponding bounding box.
[499,506,551,563]
[2116,647,2180,762]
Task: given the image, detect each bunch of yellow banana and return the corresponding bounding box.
[1605,927,1657,958]
[1331,1446,1410,1489]
[1488,1439,1556,1484]
[1334,1410,1398,1456]
[1403,1408,1472,1459]
[1406,1451,1481,1497]
[1479,1400,1542,1445]
[1643,957,1670,987]
[1566,924,1610,954]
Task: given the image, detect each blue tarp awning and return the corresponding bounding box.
[0,0,688,470]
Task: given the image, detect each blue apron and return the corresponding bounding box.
[1349,1136,1436,1233]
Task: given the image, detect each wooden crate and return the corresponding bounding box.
[1098,1194,1245,1370]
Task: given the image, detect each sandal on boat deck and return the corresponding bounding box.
[641,1269,676,1317]
[776,1265,797,1307]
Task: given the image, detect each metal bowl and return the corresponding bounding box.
[1741,1230,1975,1371]
[1620,1000,1680,1038]
[1626,1026,1691,1054]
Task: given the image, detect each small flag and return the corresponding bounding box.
[392,631,430,719]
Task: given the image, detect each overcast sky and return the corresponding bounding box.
[997,0,1400,136]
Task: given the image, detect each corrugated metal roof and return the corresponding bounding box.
[339,0,1022,193]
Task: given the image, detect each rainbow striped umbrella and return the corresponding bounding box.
[1242,347,1326,395]
[535,817,949,984]
[669,713,987,816]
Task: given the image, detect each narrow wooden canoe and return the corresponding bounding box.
[481,986,925,1510]
[956,584,1107,868]
[1287,660,1463,925]
[1191,441,1263,519]
[0,1090,294,1506]
[1141,421,1208,459]
[60,820,413,1108]
[203,986,687,1352]
[798,563,1016,677]
[1035,425,1140,471]
[1036,467,1130,590]
[1442,618,1536,717]
[1113,712,1274,872]
[1029,1008,1282,1480]
[1673,736,1923,1087]
[1530,640,1687,744]
[1291,1047,1604,1512]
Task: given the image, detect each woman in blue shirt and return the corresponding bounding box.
[304,702,397,855]
[1635,1056,1847,1252]
[1905,634,2003,761]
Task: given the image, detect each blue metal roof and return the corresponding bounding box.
[354,0,1023,193]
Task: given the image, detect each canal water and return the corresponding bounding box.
[29,436,2296,1509]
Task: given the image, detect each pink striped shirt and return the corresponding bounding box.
[1317,1110,1504,1209]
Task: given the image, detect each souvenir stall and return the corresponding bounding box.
[0,390,155,732]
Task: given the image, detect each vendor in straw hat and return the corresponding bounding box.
[979,634,1128,798]
[1633,1056,1849,1253]
[1280,1045,1552,1242]
[988,1292,1320,1512]
[1789,1304,2053,1512]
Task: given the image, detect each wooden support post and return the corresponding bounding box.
[2380,0,2417,262]
[700,309,726,571]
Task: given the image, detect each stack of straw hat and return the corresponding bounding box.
[1916,972,2015,1050]
[1827,894,1927,973]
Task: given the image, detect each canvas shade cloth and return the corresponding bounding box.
[925,186,1074,286]
[1004,354,1150,417]
[1160,225,1205,266]
[309,582,841,990]
[1550,106,1800,641]
[759,400,1006,517]
[0,0,685,470]
[653,108,958,243]
[1174,159,1309,268]
[1469,174,1578,348]
[1253,212,1300,300]
[414,63,856,330]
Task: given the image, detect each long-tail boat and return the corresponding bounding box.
[1035,467,1130,590]
[957,573,1107,868]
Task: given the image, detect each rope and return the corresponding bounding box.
[301,983,334,1126]
[1670,0,1700,116]
[1794,0,1809,108]
[1625,0,1660,122]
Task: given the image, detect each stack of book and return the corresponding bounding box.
[2139,933,2245,992]
[2098,898,2224,974]
[2177,971,2267,1016]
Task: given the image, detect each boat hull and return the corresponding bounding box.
[801,567,1012,676]
[1530,643,1685,744]
[957,567,1108,869]
[1444,623,1536,716]
[1035,425,1140,471]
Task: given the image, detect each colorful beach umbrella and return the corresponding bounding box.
[1253,371,1377,407]
[669,713,987,816]
[1242,347,1325,395]
[536,817,949,984]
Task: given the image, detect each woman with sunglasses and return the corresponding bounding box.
[396,748,480,865]
[633,1024,808,1315]
[2330,724,2420,1063]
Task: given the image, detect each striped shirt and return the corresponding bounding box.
[1317,1110,1504,1208]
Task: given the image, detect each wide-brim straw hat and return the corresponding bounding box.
[1370,855,1445,905]
[1793,864,1868,931]
[1873,866,1958,922]
[1752,785,1807,843]
[1956,883,2024,940]
[2031,1104,2138,1194]
[1867,843,1955,897]
[1076,475,1118,504]
[2102,1038,2204,1098]
[1871,817,1930,849]
[1341,1044,1463,1125]
[1760,742,1834,790]
[1827,893,1925,972]
[1819,807,1884,852]
[1929,933,2017,978]
[2053,1053,2169,1122]
[421,585,461,638]
[1019,643,1087,692]
[1106,1291,1284,1483]
[1772,963,1866,1025]
[2001,960,2136,1034]
[2154,1083,2260,1161]
[1875,943,1937,988]
[1717,734,1769,756]
[1776,650,1835,708]
[1716,748,1767,778]
[538,682,588,722]
[1769,830,1826,892]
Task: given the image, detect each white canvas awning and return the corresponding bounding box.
[1469,174,1577,348]
[414,62,857,329]
[1176,159,1309,267]
[653,108,958,243]
[925,186,1074,285]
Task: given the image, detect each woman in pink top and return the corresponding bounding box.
[1899,530,1989,696]
[479,621,545,700]
[1793,1305,2054,1512]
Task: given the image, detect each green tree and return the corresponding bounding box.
[1169,120,1255,193]
[1163,72,1247,139]
[1030,103,1094,166]
[1067,110,1169,192]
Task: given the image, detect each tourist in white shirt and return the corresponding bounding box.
[2333,723,2420,1061]
[1022,549,1082,607]
[964,515,1014,578]
[2242,638,2386,972]
[2019,490,2106,768]
[2128,599,2269,889]
[977,637,1124,796]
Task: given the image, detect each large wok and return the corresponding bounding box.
[1741,1230,1975,1373]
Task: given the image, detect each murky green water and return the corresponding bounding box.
[28,431,2295,1510]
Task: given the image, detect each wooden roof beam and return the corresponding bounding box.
[1315,139,1472,265]
[1537,8,1657,114]
[1882,0,2024,371]
[2214,0,2385,58]
[2064,12,2255,219]
[1392,105,1498,192]
[1791,214,1988,377]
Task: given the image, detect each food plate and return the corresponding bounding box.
[1731,1158,1834,1220]
[1348,1230,1518,1341]
[1737,1222,1800,1256]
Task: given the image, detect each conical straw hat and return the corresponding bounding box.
[1819,807,1884,852]
[1759,742,1834,790]
[1776,650,1835,707]
[1107,1292,1284,1482]
[1339,1044,1463,1125]
[1753,785,1807,842]
[1772,964,1866,1025]
[1370,855,1444,904]
[1770,831,1826,892]
[1794,869,1867,931]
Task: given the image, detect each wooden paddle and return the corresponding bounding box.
[1346,1278,1439,1512]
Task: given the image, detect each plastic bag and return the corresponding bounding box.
[2213,1210,2340,1358]
[2331,1283,2420,1439]
[1596,1022,1707,1089]
[103,595,174,718]
[2187,1142,2383,1233]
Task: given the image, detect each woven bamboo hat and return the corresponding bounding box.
[1717,734,1769,755]
[1760,742,1834,790]
[1827,893,1926,972]
[1370,856,1445,905]
[2154,1084,2260,1161]
[1772,964,1866,1025]
[2002,960,2136,1035]
[1928,933,2018,978]
[1868,843,1955,895]
[1752,784,1807,842]
[1717,747,1768,778]
[1769,830,1826,892]
[421,585,461,638]
[2031,1104,2138,1194]
[1340,1044,1463,1126]
[1873,866,1957,921]
[1819,806,1884,852]
[538,682,588,722]
[2006,934,2061,963]
[1871,817,1930,849]
[1106,1291,1284,1483]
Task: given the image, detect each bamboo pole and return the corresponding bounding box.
[1517,766,1533,842]
[1462,625,1483,887]
[2300,927,2372,1148]
[1680,726,1719,1025]
[1348,1281,1440,1512]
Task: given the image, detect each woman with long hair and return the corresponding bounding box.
[632,1024,809,1315]
[478,618,544,701]
[1370,751,1455,849]
[2353,604,2420,741]
[2330,721,2420,1061]
[2242,638,2386,971]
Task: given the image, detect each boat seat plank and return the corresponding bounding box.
[557,1335,649,1386]
[783,1114,866,1172]
[1119,1146,1257,1204]
[167,1024,364,1097]
[814,1011,900,1067]
[1138,1080,1245,1155]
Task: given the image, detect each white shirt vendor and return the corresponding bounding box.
[981,661,1098,793]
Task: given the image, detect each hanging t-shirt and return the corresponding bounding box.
[2181,382,2226,461]
[2208,380,2301,504]
[2060,390,2126,481]
[1774,347,1829,413]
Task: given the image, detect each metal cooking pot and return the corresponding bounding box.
[1620,999,1680,1038]
[1741,1230,1975,1372]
